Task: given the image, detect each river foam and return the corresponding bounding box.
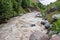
[39,0,57,5]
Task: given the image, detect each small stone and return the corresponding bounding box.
[35,13,42,17]
[50,7,57,12]
[41,20,48,25]
[30,24,35,27]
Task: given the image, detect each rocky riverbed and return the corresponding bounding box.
[0,11,60,40]
[0,11,48,40]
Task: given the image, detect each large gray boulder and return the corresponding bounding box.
[29,31,49,40]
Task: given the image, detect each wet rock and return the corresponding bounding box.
[30,24,35,27]
[41,21,46,25]
[41,19,52,29]
[52,16,58,22]
[35,13,42,18]
[50,34,60,40]
[52,14,60,22]
[29,31,49,40]
[45,23,52,29]
[41,20,48,25]
[46,7,57,14]
[50,7,57,12]
[58,33,60,37]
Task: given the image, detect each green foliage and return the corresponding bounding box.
[0,0,25,24]
[0,0,13,21]
[52,18,60,33]
[37,3,46,10]
[55,1,60,11]
[22,0,30,8]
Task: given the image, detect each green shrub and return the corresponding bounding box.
[21,0,30,8]
[0,0,13,19]
[0,0,25,24]
[55,1,60,11]
[52,18,60,33]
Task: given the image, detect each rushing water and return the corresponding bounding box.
[39,0,57,5]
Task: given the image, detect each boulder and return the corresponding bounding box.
[50,34,60,40]
[29,31,49,40]
[45,23,52,29]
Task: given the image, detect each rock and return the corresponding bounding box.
[58,33,60,37]
[30,24,35,27]
[52,14,60,22]
[58,33,60,38]
[41,19,52,29]
[50,7,57,12]
[50,34,60,40]
[41,20,48,25]
[41,21,46,25]
[46,7,57,14]
[35,13,42,18]
[29,31,49,40]
[52,16,58,22]
[45,23,52,29]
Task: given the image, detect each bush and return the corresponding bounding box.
[21,0,30,8]
[55,1,60,11]
[0,0,25,24]
[0,0,13,23]
[52,18,60,33]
